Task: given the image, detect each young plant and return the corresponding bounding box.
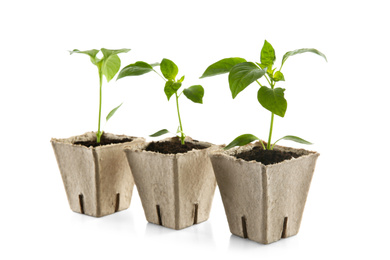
[70,48,130,143]
[117,58,204,145]
[200,40,326,150]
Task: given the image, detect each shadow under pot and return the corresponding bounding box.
[209,142,319,244]
[124,136,218,230]
[51,132,144,217]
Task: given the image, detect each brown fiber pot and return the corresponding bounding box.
[51,132,144,217]
[124,137,219,230]
[209,141,319,244]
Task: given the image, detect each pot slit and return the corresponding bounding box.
[78,194,85,214]
[281,217,288,238]
[156,205,163,225]
[241,216,248,238]
[193,203,199,224]
[115,193,120,213]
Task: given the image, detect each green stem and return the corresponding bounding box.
[97,69,103,143]
[175,92,185,145]
[267,112,274,150]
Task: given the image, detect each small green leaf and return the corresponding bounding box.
[149,62,160,67]
[200,57,247,78]
[281,48,327,68]
[117,61,154,80]
[164,80,182,100]
[106,103,123,121]
[260,40,276,67]
[273,71,285,82]
[150,129,169,137]
[183,85,204,104]
[178,75,185,83]
[257,86,287,117]
[160,58,178,80]
[228,62,266,98]
[224,134,260,150]
[272,135,312,149]
[102,54,121,82]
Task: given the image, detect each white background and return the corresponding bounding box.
[1,0,389,259]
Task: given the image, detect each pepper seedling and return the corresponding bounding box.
[200,40,326,150]
[117,58,204,145]
[69,48,130,143]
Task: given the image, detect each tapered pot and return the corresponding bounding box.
[124,137,219,230]
[209,142,319,244]
[51,132,144,217]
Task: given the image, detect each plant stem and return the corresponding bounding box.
[175,92,185,145]
[267,112,274,150]
[97,69,103,143]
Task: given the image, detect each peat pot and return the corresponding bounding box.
[51,132,144,217]
[124,137,219,230]
[209,141,319,244]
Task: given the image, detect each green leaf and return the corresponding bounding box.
[273,71,285,82]
[228,62,266,98]
[150,129,169,137]
[281,48,327,68]
[69,49,100,65]
[102,54,121,82]
[272,135,312,149]
[117,61,154,80]
[164,80,182,100]
[106,103,123,121]
[178,75,185,83]
[200,57,247,78]
[183,85,204,104]
[160,58,178,80]
[257,86,287,117]
[260,40,276,67]
[224,134,260,150]
[101,48,131,58]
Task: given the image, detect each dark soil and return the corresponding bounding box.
[74,135,133,148]
[235,146,301,165]
[145,137,207,154]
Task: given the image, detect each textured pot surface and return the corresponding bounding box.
[210,142,319,244]
[124,137,219,230]
[51,132,144,217]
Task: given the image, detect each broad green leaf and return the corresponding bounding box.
[164,80,182,100]
[183,85,204,104]
[101,48,131,58]
[228,62,266,98]
[281,48,327,68]
[106,103,123,121]
[150,129,169,137]
[69,49,99,58]
[273,71,285,82]
[224,134,260,150]
[160,58,178,80]
[257,86,287,117]
[200,57,247,78]
[117,61,154,80]
[260,40,276,67]
[69,49,100,65]
[102,54,121,82]
[272,135,312,149]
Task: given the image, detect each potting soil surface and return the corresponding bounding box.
[74,136,133,147]
[145,138,207,154]
[235,146,301,165]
